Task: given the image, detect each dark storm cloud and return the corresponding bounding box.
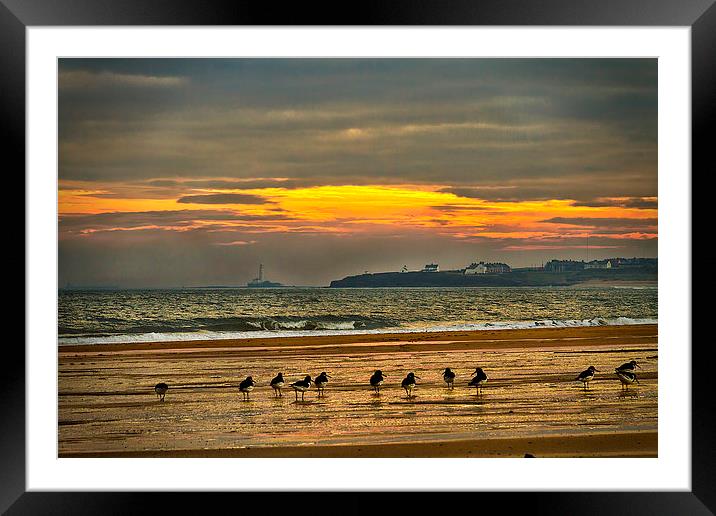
[59,58,657,199]
[59,210,289,233]
[440,178,657,203]
[440,186,557,202]
[152,177,402,190]
[176,193,270,205]
[572,197,658,209]
[541,217,657,229]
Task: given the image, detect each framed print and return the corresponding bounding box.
[5,0,712,513]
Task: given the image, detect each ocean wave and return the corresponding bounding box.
[58,315,391,338]
[426,317,657,332]
[57,316,657,346]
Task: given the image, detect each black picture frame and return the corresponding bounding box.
[5,0,711,513]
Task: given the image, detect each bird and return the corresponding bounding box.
[314,372,331,396]
[576,366,599,390]
[615,360,640,373]
[239,376,256,400]
[442,368,456,389]
[291,375,312,401]
[369,370,386,393]
[616,370,639,389]
[468,367,488,395]
[154,382,168,402]
[270,372,285,397]
[401,372,420,398]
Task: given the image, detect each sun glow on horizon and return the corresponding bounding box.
[59,181,657,245]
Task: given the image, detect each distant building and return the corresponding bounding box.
[584,260,612,269]
[610,257,657,268]
[485,262,511,274]
[247,263,283,287]
[422,263,439,273]
[464,262,487,275]
[464,261,511,274]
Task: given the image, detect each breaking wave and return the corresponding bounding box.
[58,316,657,346]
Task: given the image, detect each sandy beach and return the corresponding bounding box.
[61,430,656,458]
[61,323,657,356]
[59,324,658,458]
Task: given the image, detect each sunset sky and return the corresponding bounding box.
[59,59,657,287]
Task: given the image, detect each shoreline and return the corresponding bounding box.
[59,430,657,458]
[59,323,658,356]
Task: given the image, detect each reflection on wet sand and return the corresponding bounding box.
[59,326,657,458]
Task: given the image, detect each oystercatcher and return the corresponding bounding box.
[154,382,168,402]
[577,366,599,390]
[615,360,640,373]
[270,372,285,397]
[468,367,488,395]
[239,376,256,400]
[370,370,386,393]
[291,375,312,401]
[616,370,639,389]
[315,372,331,396]
[401,372,420,398]
[443,368,456,389]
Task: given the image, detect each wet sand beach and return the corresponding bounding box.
[62,431,657,458]
[59,324,658,458]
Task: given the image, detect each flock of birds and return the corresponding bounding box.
[577,360,641,390]
[152,360,643,402]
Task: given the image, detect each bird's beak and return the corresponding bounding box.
[595,369,601,372]
[415,376,421,380]
[636,364,641,369]
[327,374,332,378]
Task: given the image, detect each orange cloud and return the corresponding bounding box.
[58,182,657,242]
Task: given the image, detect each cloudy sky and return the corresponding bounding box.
[58,59,657,287]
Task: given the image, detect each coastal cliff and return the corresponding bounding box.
[329,267,657,288]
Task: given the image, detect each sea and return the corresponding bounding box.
[58,286,658,346]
